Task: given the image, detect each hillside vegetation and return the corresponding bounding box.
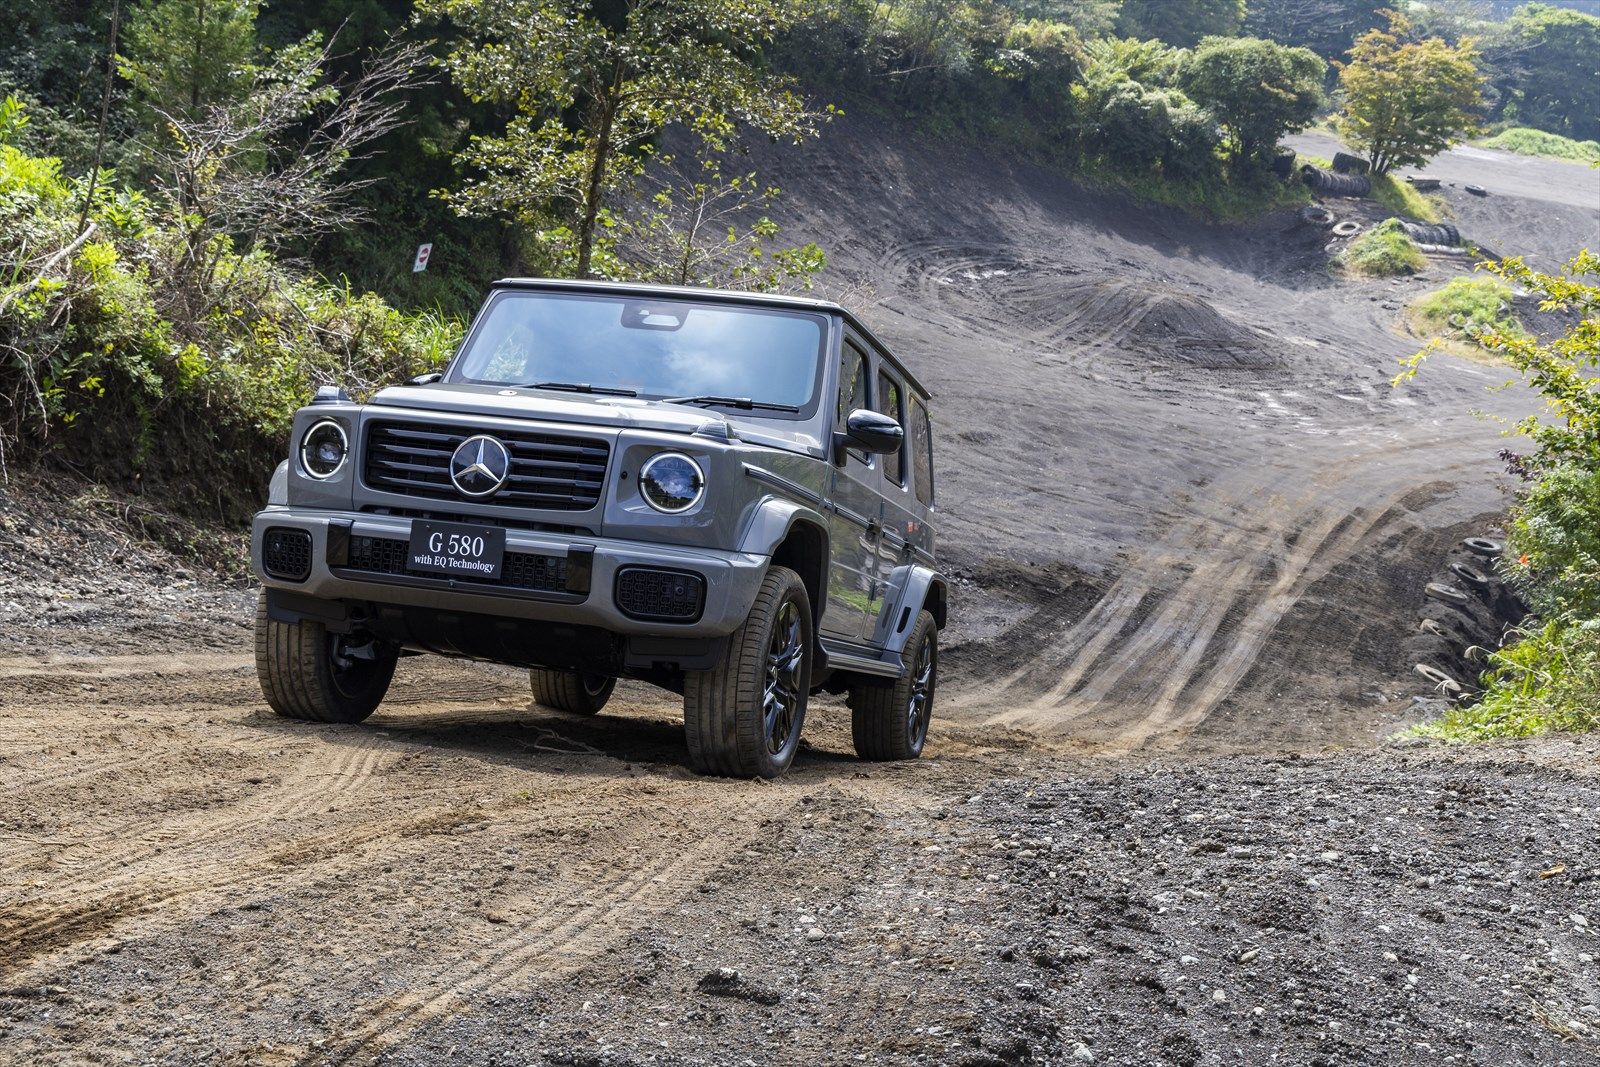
[1479,127,1600,164]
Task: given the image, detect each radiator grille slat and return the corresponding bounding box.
[363,420,609,511]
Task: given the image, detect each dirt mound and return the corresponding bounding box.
[1092,281,1280,369]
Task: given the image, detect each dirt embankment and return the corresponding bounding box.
[3,120,1599,1064]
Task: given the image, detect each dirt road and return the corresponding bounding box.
[1,645,1597,1065]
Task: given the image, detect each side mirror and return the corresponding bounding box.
[834,408,903,463]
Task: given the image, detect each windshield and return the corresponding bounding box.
[449,290,828,417]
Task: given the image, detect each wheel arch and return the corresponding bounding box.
[737,496,831,628]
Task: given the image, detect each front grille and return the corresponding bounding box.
[262,527,312,581]
[344,535,569,594]
[615,567,705,622]
[364,421,609,511]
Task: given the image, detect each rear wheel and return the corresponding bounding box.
[683,566,812,779]
[254,594,398,724]
[530,669,615,715]
[849,610,937,761]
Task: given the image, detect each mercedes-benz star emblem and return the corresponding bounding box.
[450,435,511,498]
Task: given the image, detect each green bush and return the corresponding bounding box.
[1341,218,1426,276]
[0,124,461,517]
[1400,252,1600,742]
[1412,621,1600,741]
[1478,126,1600,164]
[1406,276,1528,349]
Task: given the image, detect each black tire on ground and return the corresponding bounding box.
[1463,537,1503,557]
[1332,151,1371,175]
[530,669,616,715]
[254,593,398,723]
[849,610,938,762]
[683,566,813,779]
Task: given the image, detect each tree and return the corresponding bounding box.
[420,0,820,279]
[1179,35,1324,163]
[1242,0,1387,60]
[1115,0,1244,47]
[619,157,824,291]
[119,0,260,126]
[1503,3,1600,142]
[1335,11,1484,174]
[1001,0,1123,38]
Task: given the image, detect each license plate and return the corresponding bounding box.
[407,520,506,580]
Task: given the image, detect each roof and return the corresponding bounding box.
[490,277,932,401]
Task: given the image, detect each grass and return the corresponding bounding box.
[1478,127,1600,165]
[1405,276,1529,359]
[1342,219,1425,276]
[1370,172,1443,223]
[1410,621,1600,742]
[1089,162,1312,220]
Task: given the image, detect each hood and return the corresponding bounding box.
[368,383,732,439]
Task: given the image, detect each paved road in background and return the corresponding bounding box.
[1286,130,1600,213]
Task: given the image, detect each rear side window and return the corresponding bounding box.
[839,342,869,423]
[911,399,934,507]
[875,370,905,485]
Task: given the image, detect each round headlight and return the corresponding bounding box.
[639,452,704,514]
[300,419,348,480]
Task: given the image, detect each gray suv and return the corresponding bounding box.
[252,279,946,778]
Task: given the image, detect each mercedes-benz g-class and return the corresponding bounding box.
[252,279,946,778]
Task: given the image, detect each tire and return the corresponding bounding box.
[1425,582,1469,606]
[1463,537,1503,557]
[531,669,615,715]
[254,593,397,723]
[683,566,813,779]
[1414,663,1463,697]
[849,610,937,762]
[1331,220,1362,237]
[1449,562,1492,588]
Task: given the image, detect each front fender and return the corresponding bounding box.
[736,495,829,558]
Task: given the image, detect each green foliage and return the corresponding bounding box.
[1114,0,1243,48]
[1335,11,1485,174]
[1502,3,1600,143]
[1479,127,1600,165]
[0,117,459,516]
[422,0,819,279]
[1340,218,1424,276]
[1242,0,1386,61]
[1412,621,1600,741]
[1368,172,1442,224]
[1406,276,1528,351]
[120,0,261,125]
[1401,254,1600,740]
[1178,36,1324,162]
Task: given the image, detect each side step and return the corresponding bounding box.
[820,638,904,680]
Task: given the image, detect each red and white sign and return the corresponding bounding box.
[412,243,433,273]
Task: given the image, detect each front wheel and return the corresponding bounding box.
[254,594,398,724]
[530,669,615,715]
[849,609,937,761]
[683,566,813,779]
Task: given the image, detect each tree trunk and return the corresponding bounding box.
[575,99,616,279]
[77,0,121,237]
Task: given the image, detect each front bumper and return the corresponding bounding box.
[250,507,769,639]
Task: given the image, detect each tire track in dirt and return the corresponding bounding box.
[304,790,795,1067]
[972,436,1486,750]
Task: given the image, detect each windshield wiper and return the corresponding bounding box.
[664,395,801,413]
[521,381,638,397]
